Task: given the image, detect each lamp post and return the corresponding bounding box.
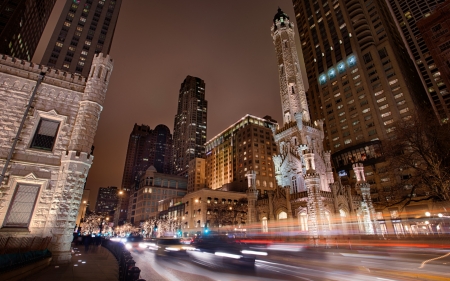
[81,200,88,222]
[114,190,124,227]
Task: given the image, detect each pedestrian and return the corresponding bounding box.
[84,234,91,253]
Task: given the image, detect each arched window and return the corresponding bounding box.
[278,211,287,220]
[262,217,268,232]
[339,209,347,235]
[299,212,308,231]
[256,180,260,186]
[263,181,267,187]
[269,182,273,188]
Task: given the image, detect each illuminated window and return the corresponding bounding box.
[394,93,403,99]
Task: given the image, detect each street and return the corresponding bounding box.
[127,242,450,281]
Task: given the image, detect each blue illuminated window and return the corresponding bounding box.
[337,62,346,74]
[347,55,356,67]
[319,74,327,85]
[328,68,336,80]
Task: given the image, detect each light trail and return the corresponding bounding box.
[419,251,450,269]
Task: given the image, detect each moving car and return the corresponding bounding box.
[188,235,266,268]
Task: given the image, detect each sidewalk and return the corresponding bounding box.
[21,244,119,281]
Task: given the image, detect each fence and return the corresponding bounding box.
[0,236,52,272]
[102,239,145,281]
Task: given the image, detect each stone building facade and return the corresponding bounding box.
[0,53,113,263]
[128,166,187,225]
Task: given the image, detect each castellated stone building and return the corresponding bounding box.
[255,8,381,239]
[0,53,113,263]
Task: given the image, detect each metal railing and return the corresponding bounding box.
[102,239,145,281]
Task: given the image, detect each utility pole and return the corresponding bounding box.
[0,72,46,184]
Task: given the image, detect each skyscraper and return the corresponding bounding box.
[417,1,450,105]
[387,0,450,121]
[173,75,208,177]
[205,115,278,193]
[95,186,118,216]
[0,0,56,61]
[117,123,173,225]
[121,124,173,192]
[40,0,121,77]
[291,0,430,196]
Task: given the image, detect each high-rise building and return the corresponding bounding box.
[0,0,56,61]
[117,123,173,225]
[128,166,187,225]
[205,115,278,194]
[173,76,208,177]
[187,158,206,193]
[95,186,118,216]
[291,1,430,195]
[40,0,121,77]
[386,0,450,121]
[417,1,450,117]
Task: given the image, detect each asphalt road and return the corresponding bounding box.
[127,243,450,281]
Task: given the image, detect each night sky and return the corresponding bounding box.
[34,0,308,207]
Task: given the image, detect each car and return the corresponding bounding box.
[148,238,193,256]
[126,233,144,242]
[188,235,265,268]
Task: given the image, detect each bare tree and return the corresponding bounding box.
[80,213,104,234]
[115,222,139,237]
[206,198,248,228]
[381,110,450,209]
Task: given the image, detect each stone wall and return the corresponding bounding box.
[0,54,113,263]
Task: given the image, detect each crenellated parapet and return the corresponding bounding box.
[0,54,87,88]
[61,150,93,165]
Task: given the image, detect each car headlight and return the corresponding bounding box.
[214,252,242,259]
[241,250,268,256]
[125,243,132,250]
[166,247,180,251]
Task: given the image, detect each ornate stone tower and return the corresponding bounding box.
[271,8,333,238]
[271,8,310,125]
[45,54,113,262]
[353,163,381,235]
[246,171,258,225]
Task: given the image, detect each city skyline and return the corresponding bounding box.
[33,0,304,206]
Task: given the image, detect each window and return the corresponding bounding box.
[394,93,403,99]
[384,119,394,125]
[381,111,391,118]
[3,184,40,227]
[30,119,60,151]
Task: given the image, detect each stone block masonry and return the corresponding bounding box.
[0,53,113,263]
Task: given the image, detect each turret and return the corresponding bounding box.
[68,53,113,153]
